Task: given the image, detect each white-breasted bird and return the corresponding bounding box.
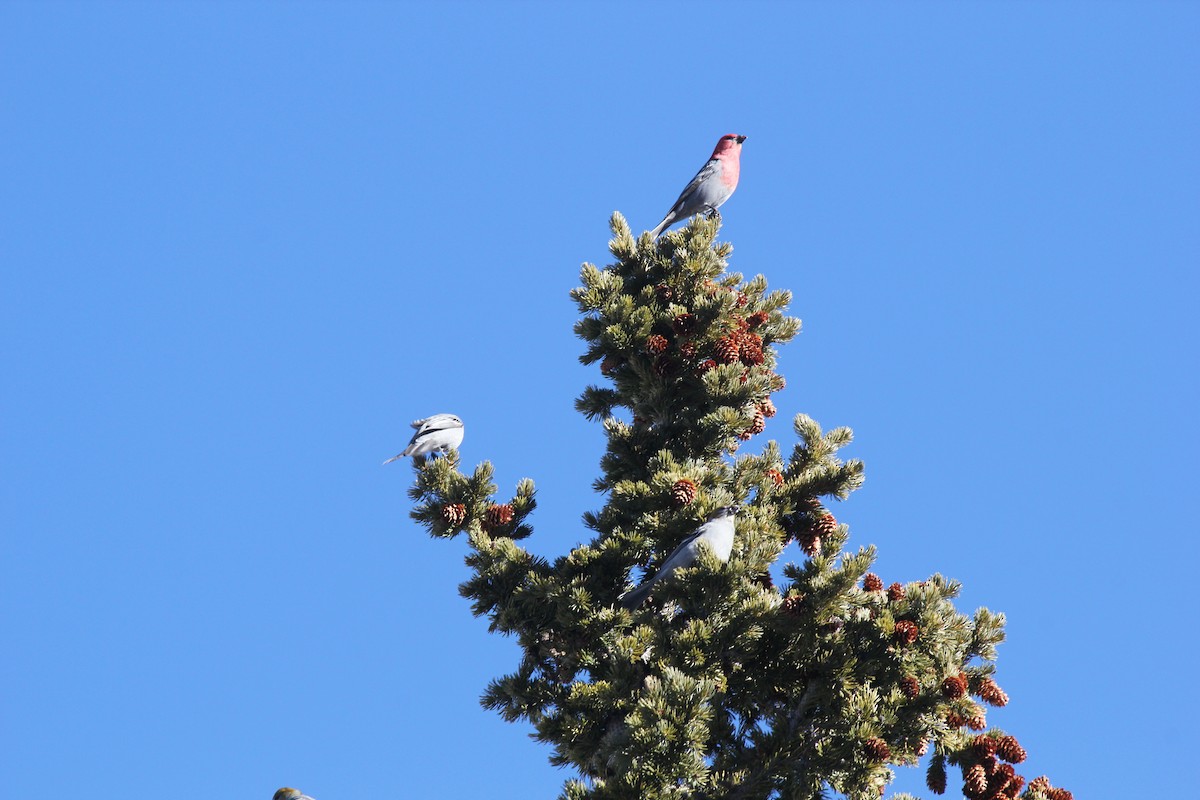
[619,505,739,609]
[383,413,465,464]
[273,789,315,800]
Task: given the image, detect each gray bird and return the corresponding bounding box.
[383,413,464,464]
[650,134,746,238]
[273,790,315,800]
[619,505,739,609]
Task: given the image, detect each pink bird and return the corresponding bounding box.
[650,134,747,238]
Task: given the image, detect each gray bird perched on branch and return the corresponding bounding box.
[620,505,739,609]
[383,413,464,464]
[650,134,746,238]
[273,789,315,800]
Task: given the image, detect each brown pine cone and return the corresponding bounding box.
[654,283,673,303]
[965,709,988,731]
[996,735,1026,764]
[797,531,821,557]
[926,758,947,794]
[694,359,718,376]
[814,512,837,536]
[1027,777,1051,795]
[900,675,920,699]
[739,333,765,366]
[645,334,670,354]
[747,408,766,435]
[977,677,1009,707]
[734,291,749,308]
[1047,789,1074,800]
[747,311,769,329]
[863,738,891,761]
[765,468,784,487]
[941,674,968,699]
[780,594,805,616]
[441,503,467,527]
[600,355,621,376]
[862,573,884,592]
[758,397,777,417]
[972,735,999,758]
[678,340,698,359]
[893,620,919,645]
[670,478,697,507]
[945,712,966,728]
[713,336,741,364]
[483,503,514,532]
[753,572,774,590]
[652,355,676,376]
[964,764,988,799]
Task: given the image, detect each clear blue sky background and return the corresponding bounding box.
[2,2,1196,798]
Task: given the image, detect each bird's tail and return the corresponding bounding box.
[382,452,405,465]
[650,215,673,239]
[619,581,655,610]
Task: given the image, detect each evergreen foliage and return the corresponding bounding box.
[406,214,1071,800]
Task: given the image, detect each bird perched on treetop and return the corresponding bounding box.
[650,134,747,238]
[383,413,464,464]
[273,789,315,800]
[619,505,739,609]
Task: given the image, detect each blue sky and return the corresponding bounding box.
[2,2,1196,798]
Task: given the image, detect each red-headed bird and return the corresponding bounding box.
[650,134,746,238]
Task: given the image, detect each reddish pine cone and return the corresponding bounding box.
[815,512,837,536]
[798,531,821,557]
[900,675,920,699]
[887,582,906,602]
[671,479,698,507]
[739,370,750,384]
[941,674,968,699]
[979,754,998,776]
[654,283,673,303]
[758,397,777,417]
[863,738,891,761]
[964,764,988,799]
[781,594,805,616]
[672,313,697,336]
[678,340,698,359]
[483,503,514,531]
[695,359,718,376]
[747,311,769,329]
[441,503,467,527]
[1008,775,1027,795]
[977,677,1009,707]
[713,336,741,364]
[765,468,784,487]
[652,355,676,376]
[972,735,999,758]
[737,430,753,441]
[862,573,884,592]
[965,710,988,731]
[645,334,669,355]
[997,735,1026,764]
[926,759,947,794]
[600,355,621,375]
[702,279,720,294]
[1047,789,1074,800]
[748,409,766,435]
[1027,777,1051,795]
[739,332,765,366]
[945,712,966,728]
[734,291,749,308]
[893,620,919,645]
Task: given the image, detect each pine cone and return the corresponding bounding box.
[900,675,920,699]
[713,336,741,364]
[893,620,919,645]
[765,468,784,487]
[797,531,821,557]
[781,594,805,616]
[734,291,749,307]
[863,573,884,592]
[887,582,906,602]
[678,340,698,359]
[483,503,515,532]
[1008,775,1026,795]
[671,478,697,507]
[739,370,750,384]
[645,334,669,355]
[964,764,988,799]
[863,738,891,761]
[992,764,1015,789]
[945,712,966,728]
[1047,789,1074,800]
[672,313,697,336]
[747,408,766,435]
[758,397,777,417]
[695,359,718,376]
[600,355,621,376]
[702,279,720,294]
[654,283,673,303]
[965,709,988,731]
[996,735,1026,764]
[739,333,765,366]
[973,735,999,758]
[1027,777,1051,795]
[941,674,968,699]
[815,512,837,536]
[977,677,1009,707]
[979,754,998,776]
[441,503,467,527]
[753,572,774,590]
[652,355,676,376]
[926,758,947,794]
[737,430,753,441]
[747,311,769,329]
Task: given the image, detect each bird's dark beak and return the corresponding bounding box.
[736,135,747,144]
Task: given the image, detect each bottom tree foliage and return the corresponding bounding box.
[406,214,1072,800]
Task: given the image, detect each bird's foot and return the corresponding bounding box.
[704,207,722,221]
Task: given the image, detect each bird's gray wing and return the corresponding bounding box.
[667,157,721,214]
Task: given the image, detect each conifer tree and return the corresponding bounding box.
[406,214,1072,800]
